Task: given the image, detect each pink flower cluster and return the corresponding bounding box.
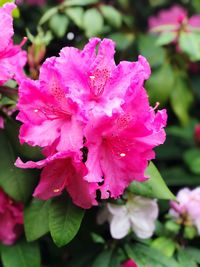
[170,187,200,234]
[0,188,23,245]
[0,3,26,86]
[16,38,167,209]
[149,5,200,42]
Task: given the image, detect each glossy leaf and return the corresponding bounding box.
[128,162,175,200]
[1,240,40,267]
[151,237,176,257]
[49,197,84,247]
[0,131,36,203]
[24,199,50,241]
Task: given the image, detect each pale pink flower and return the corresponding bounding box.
[149,5,200,43]
[0,3,27,85]
[170,187,200,234]
[16,38,167,209]
[0,188,23,245]
[122,259,138,267]
[98,196,158,239]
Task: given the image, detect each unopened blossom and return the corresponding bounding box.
[98,195,158,239]
[0,3,26,85]
[149,5,200,43]
[194,124,200,144]
[0,188,23,245]
[122,259,138,267]
[170,187,200,234]
[0,117,4,129]
[16,38,167,209]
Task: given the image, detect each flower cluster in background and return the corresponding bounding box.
[0,188,23,245]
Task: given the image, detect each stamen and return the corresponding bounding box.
[53,189,60,193]
[153,102,160,110]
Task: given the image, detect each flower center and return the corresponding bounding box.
[89,68,110,98]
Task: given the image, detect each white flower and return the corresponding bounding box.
[98,196,158,239]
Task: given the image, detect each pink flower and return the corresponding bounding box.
[122,259,138,267]
[0,188,23,245]
[16,38,167,209]
[149,5,200,43]
[0,3,27,85]
[170,187,200,234]
[0,117,4,129]
[16,151,97,209]
[194,124,200,144]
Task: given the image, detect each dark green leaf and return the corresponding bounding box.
[128,162,175,200]
[147,63,174,106]
[138,35,166,67]
[108,32,134,50]
[170,74,193,126]
[1,240,40,267]
[91,250,112,267]
[0,131,36,203]
[177,250,198,267]
[24,199,50,241]
[183,148,200,174]
[49,198,84,247]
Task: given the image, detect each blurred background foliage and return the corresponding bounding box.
[1,0,200,266]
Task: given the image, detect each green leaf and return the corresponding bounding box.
[0,131,36,203]
[83,8,104,37]
[108,32,134,50]
[151,237,176,257]
[156,31,176,46]
[170,74,193,126]
[179,31,200,61]
[138,34,166,67]
[39,7,58,25]
[91,232,105,244]
[91,250,112,267]
[183,148,200,174]
[24,199,50,241]
[1,240,40,267]
[125,243,179,267]
[49,14,69,38]
[128,162,175,200]
[49,197,84,247]
[65,7,84,28]
[146,63,174,106]
[177,250,198,267]
[62,0,98,6]
[185,247,200,263]
[184,225,197,239]
[99,5,122,28]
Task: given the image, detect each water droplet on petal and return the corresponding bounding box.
[120,153,126,157]
[34,109,39,113]
[53,189,60,193]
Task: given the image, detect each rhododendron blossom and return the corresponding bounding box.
[170,187,200,234]
[122,259,138,267]
[0,3,26,85]
[98,195,158,239]
[0,188,23,245]
[16,38,167,209]
[149,5,200,42]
